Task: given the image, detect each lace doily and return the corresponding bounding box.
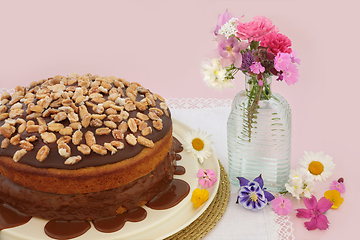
[265,208,295,240]
[166,97,233,109]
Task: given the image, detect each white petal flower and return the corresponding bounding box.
[182,128,212,164]
[201,58,234,91]
[218,17,238,38]
[299,151,335,181]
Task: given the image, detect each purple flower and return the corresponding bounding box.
[329,178,346,194]
[214,9,233,35]
[217,35,248,68]
[236,175,274,211]
[240,51,255,71]
[296,195,333,230]
[249,62,265,74]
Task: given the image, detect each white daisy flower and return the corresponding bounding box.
[183,128,212,164]
[299,151,335,181]
[201,58,233,90]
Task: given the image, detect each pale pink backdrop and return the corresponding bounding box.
[1,0,359,239]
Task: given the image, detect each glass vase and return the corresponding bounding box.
[227,75,291,192]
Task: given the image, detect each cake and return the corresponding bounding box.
[0,73,175,221]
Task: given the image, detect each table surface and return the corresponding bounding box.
[170,100,355,240]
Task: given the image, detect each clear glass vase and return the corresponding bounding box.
[227,75,291,192]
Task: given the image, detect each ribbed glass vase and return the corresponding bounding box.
[227,75,291,192]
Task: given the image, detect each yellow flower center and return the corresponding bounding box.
[226,46,233,52]
[250,192,258,202]
[308,161,324,175]
[192,138,204,151]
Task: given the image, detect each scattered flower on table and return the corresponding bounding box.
[191,188,210,208]
[236,175,274,211]
[197,169,217,188]
[324,190,344,209]
[271,195,292,215]
[299,151,335,181]
[296,195,333,231]
[329,178,346,194]
[285,168,315,200]
[183,128,213,164]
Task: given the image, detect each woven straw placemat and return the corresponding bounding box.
[166,160,230,240]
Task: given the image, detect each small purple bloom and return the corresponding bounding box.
[236,175,274,211]
[240,51,255,71]
[214,9,233,35]
[290,50,301,65]
[249,62,265,74]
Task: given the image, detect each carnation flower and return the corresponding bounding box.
[260,32,292,55]
[296,195,333,231]
[236,16,278,41]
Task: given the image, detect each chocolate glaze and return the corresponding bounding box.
[146,179,190,210]
[0,201,31,231]
[93,207,147,233]
[44,220,91,239]
[174,165,186,175]
[0,78,172,170]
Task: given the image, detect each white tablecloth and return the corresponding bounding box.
[168,98,294,240]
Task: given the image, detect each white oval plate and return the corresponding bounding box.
[1,118,220,240]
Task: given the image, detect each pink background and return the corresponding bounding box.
[1,0,358,239]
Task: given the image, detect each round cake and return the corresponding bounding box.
[0,73,175,221]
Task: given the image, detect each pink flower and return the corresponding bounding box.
[329,178,346,194]
[283,63,299,86]
[214,9,233,35]
[290,50,301,65]
[274,52,291,71]
[258,80,263,86]
[260,32,292,55]
[236,16,278,41]
[197,169,217,188]
[296,195,333,231]
[272,196,292,215]
[249,62,265,74]
[217,35,249,68]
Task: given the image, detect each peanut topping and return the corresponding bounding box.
[0,73,171,164]
[36,145,50,162]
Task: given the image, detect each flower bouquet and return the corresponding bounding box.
[201,10,300,190]
[202,10,300,139]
